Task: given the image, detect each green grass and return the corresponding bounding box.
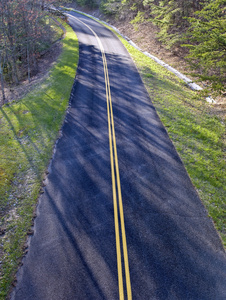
[67,8,226,246]
[90,17,226,246]
[0,22,79,299]
[117,35,226,246]
[69,9,226,247]
[0,10,225,298]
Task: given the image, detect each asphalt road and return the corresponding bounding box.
[11,12,226,300]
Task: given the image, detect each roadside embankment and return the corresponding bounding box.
[67,9,226,249]
[0,22,79,299]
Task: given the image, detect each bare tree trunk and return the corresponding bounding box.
[27,41,31,82]
[5,3,20,84]
[0,74,6,105]
[0,59,6,105]
[41,0,45,11]
[0,54,6,105]
[12,47,20,84]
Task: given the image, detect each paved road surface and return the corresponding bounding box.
[11,12,226,300]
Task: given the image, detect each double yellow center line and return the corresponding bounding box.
[69,14,132,300]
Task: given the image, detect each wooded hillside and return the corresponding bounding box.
[78,0,226,93]
[0,0,67,105]
[1,0,225,102]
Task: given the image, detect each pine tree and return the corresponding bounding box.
[184,0,226,92]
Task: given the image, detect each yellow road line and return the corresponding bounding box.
[103,54,132,300]
[68,14,132,300]
[102,42,124,300]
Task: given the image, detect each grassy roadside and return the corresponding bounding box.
[0,22,79,298]
[110,28,226,247]
[66,9,225,247]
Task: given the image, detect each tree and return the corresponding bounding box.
[0,0,66,103]
[0,50,6,104]
[184,0,226,92]
[120,0,225,92]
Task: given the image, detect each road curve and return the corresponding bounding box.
[11,12,226,300]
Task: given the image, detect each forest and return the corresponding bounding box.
[0,0,225,104]
[0,1,225,297]
[0,0,67,104]
[78,0,226,94]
